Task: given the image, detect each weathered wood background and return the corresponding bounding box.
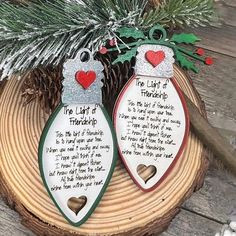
[0,0,235,235]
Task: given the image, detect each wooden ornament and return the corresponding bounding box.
[0,64,209,235]
[38,49,117,226]
[113,45,189,192]
[114,76,189,192]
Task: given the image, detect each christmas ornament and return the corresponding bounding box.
[106,25,214,191]
[112,26,191,191]
[38,48,117,226]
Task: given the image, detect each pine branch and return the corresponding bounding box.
[0,0,148,78]
[140,0,218,29]
[0,0,217,79]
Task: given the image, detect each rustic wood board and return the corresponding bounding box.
[162,208,222,236]
[189,53,236,132]
[188,0,236,57]
[183,167,236,224]
[0,199,34,236]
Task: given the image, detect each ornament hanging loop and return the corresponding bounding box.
[149,25,167,43]
[76,48,94,63]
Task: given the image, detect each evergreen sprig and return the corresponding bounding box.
[0,0,216,79]
[142,0,217,28]
[108,25,208,73]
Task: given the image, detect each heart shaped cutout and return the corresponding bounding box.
[75,71,96,89]
[137,164,157,183]
[67,196,87,215]
[145,50,165,67]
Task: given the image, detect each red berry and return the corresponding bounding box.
[196,48,205,56]
[205,57,213,65]
[109,38,116,46]
[99,47,108,54]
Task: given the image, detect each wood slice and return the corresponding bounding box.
[0,66,209,235]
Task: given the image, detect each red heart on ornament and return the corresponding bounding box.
[145,50,165,67]
[75,71,96,89]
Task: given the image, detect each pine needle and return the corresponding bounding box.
[0,0,217,79]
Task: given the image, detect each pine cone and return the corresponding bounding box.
[0,80,7,97]
[96,53,134,115]
[148,0,161,7]
[21,66,63,114]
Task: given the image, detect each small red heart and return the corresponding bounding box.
[145,50,166,67]
[75,71,96,89]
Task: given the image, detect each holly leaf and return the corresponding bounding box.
[112,48,137,64]
[175,51,199,73]
[170,33,200,44]
[117,27,145,39]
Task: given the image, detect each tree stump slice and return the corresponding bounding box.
[0,66,209,236]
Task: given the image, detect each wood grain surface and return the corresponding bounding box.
[0,0,235,235]
[0,65,208,235]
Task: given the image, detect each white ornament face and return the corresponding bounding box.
[39,104,116,225]
[114,44,189,191]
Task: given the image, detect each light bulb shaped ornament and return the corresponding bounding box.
[38,49,117,226]
[113,28,190,192]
